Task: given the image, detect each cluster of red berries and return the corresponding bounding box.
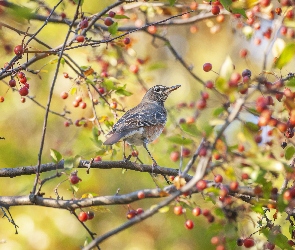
[170,148,191,162]
[78,210,95,222]
[8,71,30,98]
[126,207,144,220]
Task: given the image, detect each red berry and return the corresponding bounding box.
[14,45,24,55]
[214,174,223,183]
[17,72,25,79]
[205,81,214,89]
[260,0,270,7]
[170,151,180,162]
[108,11,116,18]
[60,12,66,19]
[238,144,245,152]
[94,156,102,161]
[131,150,138,157]
[104,17,114,26]
[87,211,95,220]
[19,77,27,84]
[127,210,136,219]
[229,181,239,191]
[98,87,105,94]
[70,174,81,184]
[190,2,198,10]
[9,79,16,87]
[201,92,209,100]
[203,63,212,72]
[147,25,157,34]
[288,240,295,246]
[196,180,207,191]
[241,173,249,180]
[20,97,26,103]
[75,119,82,127]
[182,148,191,157]
[196,99,206,110]
[199,147,207,156]
[110,102,117,109]
[137,191,145,199]
[79,19,89,29]
[63,72,69,78]
[174,206,183,215]
[202,209,211,217]
[243,238,255,248]
[211,236,219,245]
[211,5,220,15]
[136,208,144,215]
[60,92,68,99]
[76,35,85,43]
[185,220,194,229]
[19,86,29,96]
[72,101,79,107]
[64,121,71,127]
[78,211,88,222]
[79,102,87,109]
[240,49,248,58]
[0,96,4,103]
[123,37,130,45]
[192,207,202,216]
[129,64,139,74]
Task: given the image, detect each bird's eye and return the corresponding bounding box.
[154,87,160,92]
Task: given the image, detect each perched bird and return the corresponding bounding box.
[104,85,181,166]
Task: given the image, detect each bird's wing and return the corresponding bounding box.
[103,102,166,145]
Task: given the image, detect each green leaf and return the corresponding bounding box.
[286,77,295,87]
[180,123,200,138]
[50,149,63,163]
[275,43,295,69]
[285,146,295,160]
[80,65,90,70]
[147,62,166,71]
[231,8,246,18]
[7,4,34,20]
[251,204,264,214]
[115,88,132,96]
[212,107,225,117]
[274,233,293,250]
[102,79,114,91]
[244,122,260,132]
[108,22,118,35]
[215,77,227,93]
[166,135,193,145]
[60,58,65,66]
[168,0,176,6]
[64,155,81,169]
[220,0,232,9]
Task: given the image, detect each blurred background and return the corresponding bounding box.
[0,0,294,249]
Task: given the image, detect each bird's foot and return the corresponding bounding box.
[123,154,132,163]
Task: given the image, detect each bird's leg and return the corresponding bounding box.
[143,141,158,169]
[123,141,131,162]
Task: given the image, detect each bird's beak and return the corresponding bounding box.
[166,85,181,94]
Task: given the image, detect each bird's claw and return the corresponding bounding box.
[123,154,132,163]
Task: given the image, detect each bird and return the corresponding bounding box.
[103,84,181,166]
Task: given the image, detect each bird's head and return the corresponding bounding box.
[142,85,181,103]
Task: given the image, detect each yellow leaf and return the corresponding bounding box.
[99,116,108,123]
